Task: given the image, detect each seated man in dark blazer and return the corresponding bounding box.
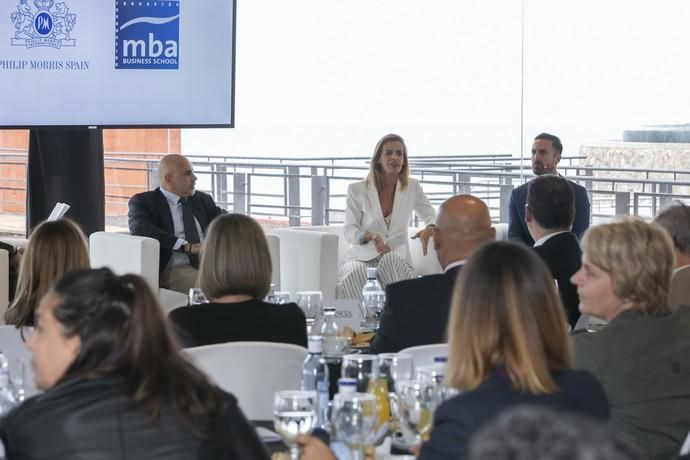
[508,132,590,246]
[371,194,495,354]
[525,175,581,328]
[128,154,226,293]
[653,202,690,307]
[0,241,22,302]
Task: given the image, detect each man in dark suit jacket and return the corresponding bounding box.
[653,202,690,307]
[128,154,226,293]
[0,241,22,302]
[525,175,581,328]
[371,195,495,354]
[508,133,590,246]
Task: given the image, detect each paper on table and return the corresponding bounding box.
[255,426,282,443]
[47,202,70,221]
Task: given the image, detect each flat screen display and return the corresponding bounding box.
[0,0,235,128]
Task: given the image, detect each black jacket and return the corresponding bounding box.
[169,299,308,349]
[370,266,461,354]
[128,188,226,274]
[0,376,270,460]
[418,370,609,460]
[533,232,582,328]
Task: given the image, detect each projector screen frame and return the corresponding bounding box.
[0,0,237,130]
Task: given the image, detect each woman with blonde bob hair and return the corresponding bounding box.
[571,218,690,459]
[168,214,306,348]
[418,242,608,460]
[5,218,89,328]
[339,134,436,300]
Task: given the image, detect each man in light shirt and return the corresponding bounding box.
[371,194,495,353]
[128,154,226,293]
[653,202,690,306]
[525,174,581,328]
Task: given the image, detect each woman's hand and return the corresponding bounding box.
[296,435,336,460]
[412,226,435,256]
[365,232,391,254]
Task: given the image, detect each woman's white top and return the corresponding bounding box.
[343,178,436,262]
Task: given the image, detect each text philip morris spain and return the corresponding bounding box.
[0,59,89,70]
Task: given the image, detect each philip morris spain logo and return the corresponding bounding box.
[115,1,179,70]
[10,0,77,49]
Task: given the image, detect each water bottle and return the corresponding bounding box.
[0,352,17,416]
[320,307,341,357]
[300,336,330,429]
[361,267,385,328]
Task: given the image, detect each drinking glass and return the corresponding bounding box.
[273,390,317,460]
[341,354,378,393]
[378,353,413,392]
[271,291,292,304]
[331,392,377,460]
[296,291,322,331]
[394,380,436,442]
[188,288,207,305]
[10,359,25,403]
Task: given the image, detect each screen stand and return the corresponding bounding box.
[26,128,105,236]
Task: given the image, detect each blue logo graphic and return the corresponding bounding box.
[10,0,77,49]
[115,1,180,70]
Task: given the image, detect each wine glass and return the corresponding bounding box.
[378,353,413,392]
[188,288,207,305]
[271,291,292,304]
[341,354,378,392]
[273,390,317,460]
[332,392,377,460]
[296,291,322,332]
[394,380,436,442]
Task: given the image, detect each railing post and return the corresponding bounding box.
[583,167,594,206]
[233,172,247,214]
[456,173,470,194]
[216,165,228,208]
[288,166,300,226]
[311,176,328,226]
[615,191,630,216]
[659,182,672,212]
[499,184,513,223]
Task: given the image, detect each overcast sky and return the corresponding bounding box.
[182,0,690,159]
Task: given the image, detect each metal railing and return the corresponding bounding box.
[1,150,690,230]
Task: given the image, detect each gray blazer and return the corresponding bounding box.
[572,305,690,460]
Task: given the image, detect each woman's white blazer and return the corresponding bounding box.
[343,178,436,262]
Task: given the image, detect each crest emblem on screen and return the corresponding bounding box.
[9,0,76,49]
[115,1,179,70]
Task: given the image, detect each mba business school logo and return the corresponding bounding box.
[115,1,179,70]
[9,0,77,49]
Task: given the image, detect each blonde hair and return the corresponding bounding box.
[6,219,90,327]
[367,134,410,191]
[446,241,570,394]
[581,218,674,315]
[199,214,272,300]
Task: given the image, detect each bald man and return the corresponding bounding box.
[371,195,495,353]
[128,154,226,293]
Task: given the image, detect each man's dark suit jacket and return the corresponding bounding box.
[370,266,461,354]
[168,299,308,349]
[533,232,582,328]
[508,177,590,246]
[418,370,609,460]
[128,187,226,274]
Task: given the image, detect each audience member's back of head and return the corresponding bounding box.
[527,175,575,230]
[199,213,272,301]
[6,218,89,327]
[653,201,690,257]
[446,241,570,394]
[50,267,221,435]
[468,406,649,460]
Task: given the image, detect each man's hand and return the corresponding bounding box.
[185,243,202,255]
[412,226,434,256]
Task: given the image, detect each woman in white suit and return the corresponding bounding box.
[339,134,436,300]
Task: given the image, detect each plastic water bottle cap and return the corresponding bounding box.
[337,378,357,394]
[366,267,377,279]
[433,356,447,363]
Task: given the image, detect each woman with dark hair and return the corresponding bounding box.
[417,241,609,460]
[338,134,436,300]
[5,218,90,327]
[168,213,307,348]
[0,268,269,459]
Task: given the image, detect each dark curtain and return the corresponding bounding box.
[26,129,105,236]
